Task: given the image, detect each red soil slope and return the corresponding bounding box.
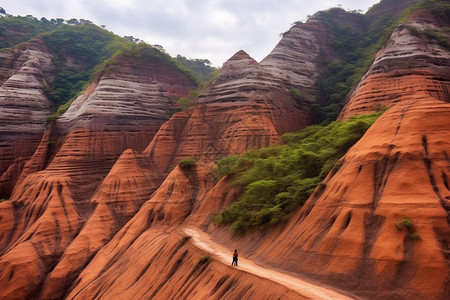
[252,98,450,299]
[0,50,197,299]
[1,3,449,299]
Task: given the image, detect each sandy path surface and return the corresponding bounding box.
[183,228,356,300]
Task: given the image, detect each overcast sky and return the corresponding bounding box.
[2,0,380,66]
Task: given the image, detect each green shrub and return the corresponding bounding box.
[179,158,197,169]
[44,114,58,126]
[175,55,218,83]
[424,28,450,50]
[177,90,200,111]
[395,216,421,240]
[213,112,383,233]
[198,254,211,265]
[288,88,307,105]
[177,97,192,111]
[409,233,421,240]
[395,216,413,229]
[0,199,9,203]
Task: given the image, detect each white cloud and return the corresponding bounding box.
[1,0,380,66]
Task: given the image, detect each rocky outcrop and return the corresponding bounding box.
[143,50,312,175]
[339,10,450,119]
[259,22,323,94]
[0,38,55,198]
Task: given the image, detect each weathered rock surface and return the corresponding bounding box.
[143,50,312,175]
[260,22,322,93]
[65,163,303,300]
[1,2,450,299]
[0,50,197,300]
[339,10,450,119]
[225,98,449,299]
[0,38,55,197]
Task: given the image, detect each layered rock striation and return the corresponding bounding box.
[0,38,55,198]
[1,1,450,299]
[339,10,450,119]
[143,50,312,175]
[0,48,198,300]
[253,98,450,299]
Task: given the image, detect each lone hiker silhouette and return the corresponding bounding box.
[232,249,238,266]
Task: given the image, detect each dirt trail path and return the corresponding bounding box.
[183,228,357,300]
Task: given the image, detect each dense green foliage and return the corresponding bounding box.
[0,16,59,49]
[42,24,130,68]
[212,112,383,233]
[177,90,200,111]
[176,55,218,83]
[179,158,197,169]
[41,25,132,108]
[313,7,399,124]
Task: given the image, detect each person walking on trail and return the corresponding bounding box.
[232,249,238,266]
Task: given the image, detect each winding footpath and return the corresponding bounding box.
[183,228,357,300]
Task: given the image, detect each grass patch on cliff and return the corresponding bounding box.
[395,216,421,240]
[0,15,59,49]
[179,158,197,169]
[212,112,383,233]
[198,254,211,265]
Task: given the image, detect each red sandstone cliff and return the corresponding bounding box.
[143,50,311,174]
[0,1,449,299]
[205,5,450,299]
[0,47,197,299]
[0,38,55,198]
[339,9,450,119]
[245,99,450,299]
[0,45,311,299]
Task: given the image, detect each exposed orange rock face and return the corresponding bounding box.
[62,163,304,300]
[339,11,450,119]
[0,46,312,299]
[245,98,450,299]
[143,50,311,174]
[0,51,197,299]
[1,4,450,300]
